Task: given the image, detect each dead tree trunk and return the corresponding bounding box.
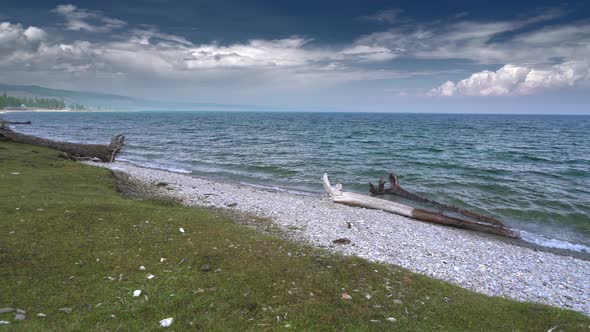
[370,172,505,226]
[0,120,124,162]
[0,120,31,125]
[323,174,519,238]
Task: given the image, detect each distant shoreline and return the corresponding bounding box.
[0,109,134,114]
[1,108,71,113]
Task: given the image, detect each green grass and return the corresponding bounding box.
[0,141,588,331]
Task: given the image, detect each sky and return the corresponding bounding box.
[1,0,590,113]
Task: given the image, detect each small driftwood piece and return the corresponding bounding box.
[323,174,519,238]
[370,172,504,226]
[0,119,124,162]
[0,120,31,125]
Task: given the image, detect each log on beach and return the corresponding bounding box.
[0,119,125,162]
[322,173,519,238]
[370,172,505,226]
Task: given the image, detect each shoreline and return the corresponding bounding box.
[116,158,590,258]
[0,109,137,114]
[86,160,590,316]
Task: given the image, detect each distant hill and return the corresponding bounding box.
[0,84,143,110]
[0,84,268,111]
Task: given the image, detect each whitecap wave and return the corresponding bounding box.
[520,230,589,253]
[117,158,192,174]
[239,182,318,196]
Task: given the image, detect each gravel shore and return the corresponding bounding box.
[88,161,590,316]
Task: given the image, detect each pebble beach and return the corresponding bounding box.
[88,161,590,316]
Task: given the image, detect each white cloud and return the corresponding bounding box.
[354,10,588,65]
[128,28,192,46]
[430,61,590,96]
[184,37,325,68]
[340,45,395,61]
[0,22,47,56]
[2,5,589,103]
[0,21,422,89]
[52,4,126,32]
[361,9,404,24]
[433,81,456,96]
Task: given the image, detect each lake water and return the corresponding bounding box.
[5,111,589,252]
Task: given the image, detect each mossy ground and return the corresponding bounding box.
[1,141,588,331]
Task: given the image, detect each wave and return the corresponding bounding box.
[116,158,192,174]
[239,182,318,196]
[520,231,589,253]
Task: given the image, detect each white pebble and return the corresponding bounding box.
[179,227,185,234]
[133,290,142,297]
[159,317,173,327]
[139,265,146,271]
[147,273,155,280]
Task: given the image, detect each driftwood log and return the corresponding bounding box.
[322,173,519,238]
[370,172,505,226]
[0,119,124,162]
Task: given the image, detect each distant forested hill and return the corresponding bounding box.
[0,83,272,111]
[0,84,141,110]
[0,93,66,109]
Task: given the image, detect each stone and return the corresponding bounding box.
[201,264,211,272]
[341,293,352,300]
[0,308,14,314]
[15,314,26,320]
[58,307,73,313]
[332,238,351,245]
[0,321,9,325]
[16,309,26,314]
[133,290,142,297]
[37,313,47,318]
[387,317,397,322]
[159,317,173,327]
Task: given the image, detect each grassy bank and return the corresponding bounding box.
[1,141,588,331]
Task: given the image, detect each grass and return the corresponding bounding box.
[0,140,589,331]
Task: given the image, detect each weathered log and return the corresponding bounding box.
[0,119,31,125]
[0,122,124,162]
[370,172,505,227]
[323,174,519,238]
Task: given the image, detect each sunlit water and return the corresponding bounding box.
[5,111,589,252]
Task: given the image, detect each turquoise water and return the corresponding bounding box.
[5,111,590,251]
